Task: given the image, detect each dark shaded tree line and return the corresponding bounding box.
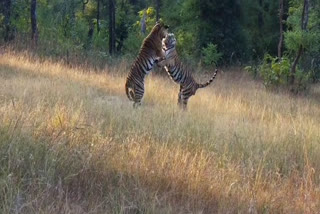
[0,0,281,60]
[0,0,319,87]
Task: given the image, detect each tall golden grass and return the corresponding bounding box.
[1,51,320,213]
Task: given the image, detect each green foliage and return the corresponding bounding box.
[256,54,310,91]
[244,65,259,78]
[123,31,144,57]
[115,1,136,52]
[285,2,320,55]
[11,0,30,33]
[136,7,156,32]
[122,7,156,57]
[294,69,311,92]
[242,0,280,59]
[283,0,320,83]
[244,0,320,89]
[175,30,198,61]
[196,0,248,62]
[161,0,265,63]
[0,0,319,80]
[160,0,201,60]
[259,54,291,87]
[285,30,318,53]
[308,53,320,82]
[201,43,222,67]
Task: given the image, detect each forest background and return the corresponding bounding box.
[1,0,320,90]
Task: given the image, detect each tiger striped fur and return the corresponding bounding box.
[125,21,169,107]
[158,33,219,109]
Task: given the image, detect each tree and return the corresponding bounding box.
[141,10,146,34]
[242,0,280,60]
[97,0,100,32]
[4,0,13,41]
[31,0,38,46]
[109,0,116,55]
[290,0,309,84]
[155,0,160,21]
[198,0,246,62]
[82,0,97,50]
[278,0,284,58]
[115,0,134,52]
[258,0,264,30]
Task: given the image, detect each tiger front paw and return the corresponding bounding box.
[155,57,166,67]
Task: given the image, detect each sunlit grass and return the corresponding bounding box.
[0,51,320,213]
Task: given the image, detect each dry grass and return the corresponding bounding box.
[1,51,320,213]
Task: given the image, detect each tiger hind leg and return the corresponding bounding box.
[132,84,144,108]
[133,102,141,108]
[177,91,182,106]
[178,100,188,110]
[178,86,189,110]
[177,92,188,110]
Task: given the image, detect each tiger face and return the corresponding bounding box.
[162,33,176,51]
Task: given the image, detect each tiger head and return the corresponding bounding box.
[151,21,169,40]
[162,33,176,51]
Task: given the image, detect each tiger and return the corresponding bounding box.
[125,21,169,107]
[157,33,219,109]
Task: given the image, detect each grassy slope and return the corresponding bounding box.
[0,52,320,213]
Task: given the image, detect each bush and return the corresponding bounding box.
[259,54,291,87]
[201,43,222,67]
[294,69,311,92]
[244,64,259,78]
[250,54,311,91]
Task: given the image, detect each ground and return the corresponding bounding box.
[0,52,320,213]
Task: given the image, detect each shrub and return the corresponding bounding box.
[244,65,259,78]
[259,54,291,87]
[254,54,311,91]
[201,43,222,67]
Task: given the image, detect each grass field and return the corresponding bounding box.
[1,51,320,213]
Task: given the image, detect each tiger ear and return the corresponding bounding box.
[156,20,160,25]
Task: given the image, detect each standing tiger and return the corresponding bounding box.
[125,21,169,107]
[157,33,219,109]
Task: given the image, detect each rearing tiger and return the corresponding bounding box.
[158,33,219,109]
[125,21,169,107]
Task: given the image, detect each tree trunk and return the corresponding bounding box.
[278,0,284,58]
[109,0,116,55]
[141,10,146,35]
[31,0,38,46]
[301,0,309,30]
[156,0,160,21]
[97,0,100,32]
[290,0,309,84]
[112,0,116,52]
[4,0,13,42]
[86,21,94,49]
[258,0,264,29]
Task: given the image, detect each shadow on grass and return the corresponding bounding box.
[0,124,247,214]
